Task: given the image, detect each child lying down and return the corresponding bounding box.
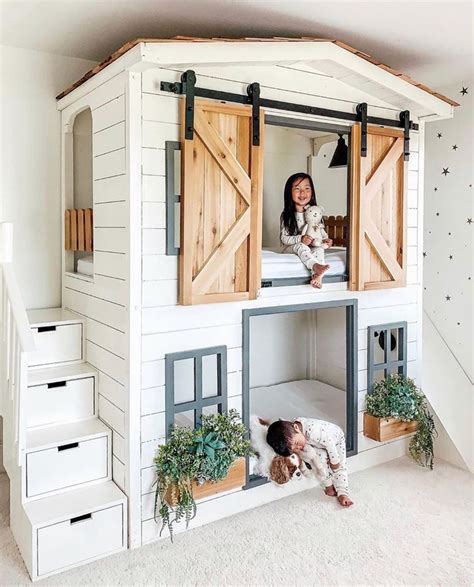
[266,417,354,507]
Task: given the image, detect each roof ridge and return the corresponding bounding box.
[56,37,459,107]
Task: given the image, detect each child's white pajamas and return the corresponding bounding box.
[297,417,349,497]
[280,212,327,270]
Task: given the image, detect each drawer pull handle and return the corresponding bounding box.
[70,513,92,525]
[47,380,67,389]
[37,325,56,333]
[58,442,79,452]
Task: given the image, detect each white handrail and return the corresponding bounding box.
[1,223,34,468]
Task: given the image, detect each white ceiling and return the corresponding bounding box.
[1,0,472,89]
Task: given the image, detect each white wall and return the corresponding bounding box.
[423,80,473,380]
[422,79,473,471]
[249,311,309,388]
[0,45,96,309]
[310,139,348,216]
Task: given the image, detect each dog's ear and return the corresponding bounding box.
[258,417,271,427]
[269,456,289,485]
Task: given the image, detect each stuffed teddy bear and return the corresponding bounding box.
[302,205,330,249]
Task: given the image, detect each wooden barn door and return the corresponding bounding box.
[349,125,406,291]
[179,100,263,305]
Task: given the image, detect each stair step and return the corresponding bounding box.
[24,418,111,501]
[28,362,97,387]
[28,308,84,369]
[27,308,84,328]
[23,479,125,529]
[26,418,108,452]
[21,480,127,580]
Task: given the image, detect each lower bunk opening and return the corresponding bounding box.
[243,300,358,489]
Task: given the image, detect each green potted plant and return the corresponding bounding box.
[364,374,437,469]
[154,409,253,540]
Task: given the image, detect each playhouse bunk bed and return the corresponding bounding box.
[33,36,456,570]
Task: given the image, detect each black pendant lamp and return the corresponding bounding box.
[328,134,348,168]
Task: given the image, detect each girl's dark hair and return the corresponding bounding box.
[266,420,296,457]
[280,173,317,236]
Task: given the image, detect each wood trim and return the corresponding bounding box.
[365,125,404,138]
[191,292,250,304]
[324,215,348,247]
[196,98,252,117]
[349,123,362,291]
[194,109,251,204]
[248,110,264,298]
[365,138,403,202]
[179,100,194,305]
[65,210,71,250]
[64,208,93,252]
[364,218,403,281]
[193,209,251,295]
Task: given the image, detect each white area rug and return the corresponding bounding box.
[1,457,472,586]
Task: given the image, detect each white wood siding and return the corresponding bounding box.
[138,65,423,544]
[61,71,142,547]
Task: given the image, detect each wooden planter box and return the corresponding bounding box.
[165,458,246,504]
[364,413,418,442]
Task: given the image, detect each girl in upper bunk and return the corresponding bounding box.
[280,173,333,289]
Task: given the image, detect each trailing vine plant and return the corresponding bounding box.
[154,409,252,540]
[366,374,437,469]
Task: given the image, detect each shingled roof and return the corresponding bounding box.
[56,36,459,106]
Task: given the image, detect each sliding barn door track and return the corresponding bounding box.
[161,70,416,159]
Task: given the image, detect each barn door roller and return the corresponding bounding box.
[161,70,415,159]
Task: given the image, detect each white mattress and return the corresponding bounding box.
[250,379,346,432]
[261,247,347,280]
[76,255,94,277]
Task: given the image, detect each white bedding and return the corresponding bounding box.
[77,255,94,277]
[261,247,347,280]
[250,379,346,431]
[249,379,346,476]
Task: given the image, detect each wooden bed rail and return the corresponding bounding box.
[65,208,93,251]
[323,215,348,247]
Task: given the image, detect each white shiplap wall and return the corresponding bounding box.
[138,64,422,544]
[59,72,141,547]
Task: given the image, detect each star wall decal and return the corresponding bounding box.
[434,187,438,191]
[437,132,442,138]
[423,251,427,258]
[442,167,450,176]
[449,255,453,260]
[467,218,473,224]
[436,212,440,216]
[452,145,458,150]
[445,295,451,301]
[460,87,468,95]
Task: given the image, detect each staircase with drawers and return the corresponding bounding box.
[4,308,127,581]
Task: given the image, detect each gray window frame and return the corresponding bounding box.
[367,322,408,393]
[165,140,181,256]
[242,299,358,490]
[165,345,228,438]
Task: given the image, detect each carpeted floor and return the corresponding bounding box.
[1,457,472,586]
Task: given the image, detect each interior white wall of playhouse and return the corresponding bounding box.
[248,307,346,390]
[72,108,93,210]
[310,140,348,216]
[56,55,425,547]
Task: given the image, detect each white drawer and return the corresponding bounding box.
[37,504,124,577]
[29,323,83,367]
[27,377,95,428]
[26,436,109,498]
